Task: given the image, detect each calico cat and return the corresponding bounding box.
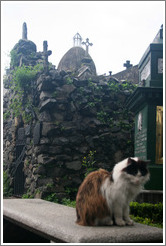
[76,157,150,226]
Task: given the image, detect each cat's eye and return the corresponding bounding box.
[139,167,148,176]
[125,164,138,176]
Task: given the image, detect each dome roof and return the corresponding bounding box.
[57,46,96,75]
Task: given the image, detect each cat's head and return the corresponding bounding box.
[122,157,150,185]
[113,157,150,186]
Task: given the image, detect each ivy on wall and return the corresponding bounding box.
[4,64,43,123]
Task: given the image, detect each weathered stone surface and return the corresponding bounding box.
[66,161,82,170]
[39,111,52,122]
[40,91,53,101]
[38,80,55,91]
[34,145,49,154]
[55,155,72,161]
[62,84,76,95]
[114,150,123,163]
[53,112,64,122]
[13,39,36,55]
[48,146,62,154]
[37,154,56,165]
[25,125,31,136]
[39,98,57,112]
[40,138,50,145]
[42,123,59,137]
[37,178,53,186]
[57,46,96,75]
[49,70,62,81]
[69,135,84,144]
[33,122,41,145]
[33,165,45,175]
[53,137,69,145]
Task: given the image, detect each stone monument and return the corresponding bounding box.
[42,41,52,74]
[22,22,27,40]
[126,25,163,190]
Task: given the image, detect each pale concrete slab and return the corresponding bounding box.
[3,199,163,243]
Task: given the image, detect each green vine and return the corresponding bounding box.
[5,64,42,123]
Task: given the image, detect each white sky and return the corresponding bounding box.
[1,1,165,76]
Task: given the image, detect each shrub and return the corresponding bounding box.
[22,193,34,199]
[130,202,163,225]
[44,193,59,203]
[12,64,40,90]
[61,198,76,208]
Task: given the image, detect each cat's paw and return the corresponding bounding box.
[125,219,134,226]
[115,218,126,226]
[105,219,113,226]
[95,217,113,226]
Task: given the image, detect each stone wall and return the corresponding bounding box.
[3,45,136,200]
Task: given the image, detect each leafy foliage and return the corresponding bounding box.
[61,198,76,207]
[130,202,163,227]
[4,64,42,123]
[82,150,97,176]
[22,193,34,199]
[10,49,20,67]
[130,215,162,228]
[3,171,13,197]
[12,65,37,90]
[44,193,59,203]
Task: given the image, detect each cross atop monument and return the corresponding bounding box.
[82,38,93,56]
[123,60,132,69]
[73,33,82,47]
[42,41,52,74]
[22,22,27,40]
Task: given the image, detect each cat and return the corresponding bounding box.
[76,157,150,226]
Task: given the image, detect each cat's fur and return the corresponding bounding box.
[76,157,150,226]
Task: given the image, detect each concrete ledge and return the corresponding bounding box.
[3,199,163,243]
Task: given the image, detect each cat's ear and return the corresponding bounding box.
[127,158,133,165]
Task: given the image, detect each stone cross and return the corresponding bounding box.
[123,60,132,69]
[22,22,27,40]
[82,38,93,56]
[43,41,52,74]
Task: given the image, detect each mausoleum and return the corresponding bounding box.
[127,25,163,194]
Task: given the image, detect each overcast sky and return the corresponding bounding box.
[1,1,165,76]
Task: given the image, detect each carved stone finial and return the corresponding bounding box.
[73,33,82,47]
[22,22,27,40]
